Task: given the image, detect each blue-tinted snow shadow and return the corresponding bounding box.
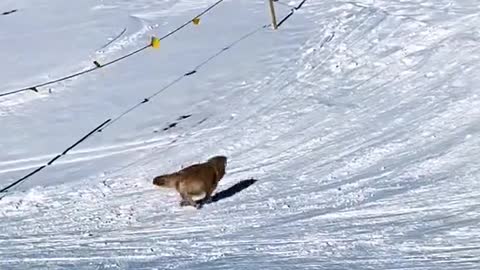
[197,178,258,205]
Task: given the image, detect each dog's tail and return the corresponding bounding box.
[153,174,178,188]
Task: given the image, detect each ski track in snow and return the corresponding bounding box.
[1,0,480,269]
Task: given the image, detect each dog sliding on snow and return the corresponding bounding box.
[152,156,227,209]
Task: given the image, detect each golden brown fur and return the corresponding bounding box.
[153,156,227,208]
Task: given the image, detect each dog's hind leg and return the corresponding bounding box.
[199,184,217,207]
[179,192,199,208]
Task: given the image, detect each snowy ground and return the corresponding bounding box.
[1,0,480,269]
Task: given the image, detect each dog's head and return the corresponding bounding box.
[207,155,227,181]
[208,155,227,167]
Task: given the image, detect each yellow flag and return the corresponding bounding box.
[151,36,160,48]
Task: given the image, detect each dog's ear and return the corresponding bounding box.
[208,155,227,164]
[218,156,227,168]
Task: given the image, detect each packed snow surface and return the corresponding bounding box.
[1,0,480,269]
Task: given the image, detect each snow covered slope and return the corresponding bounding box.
[1,0,480,268]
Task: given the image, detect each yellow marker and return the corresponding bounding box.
[151,36,160,48]
[192,17,200,25]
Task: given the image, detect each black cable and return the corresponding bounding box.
[98,24,268,133]
[159,0,224,40]
[0,119,111,196]
[277,0,308,28]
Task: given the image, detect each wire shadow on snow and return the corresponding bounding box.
[97,27,127,50]
[1,9,17,16]
[199,178,258,204]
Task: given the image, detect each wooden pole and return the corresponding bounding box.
[268,0,278,30]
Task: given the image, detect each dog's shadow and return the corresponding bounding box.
[196,178,258,205]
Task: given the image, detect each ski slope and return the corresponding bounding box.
[1,0,480,268]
